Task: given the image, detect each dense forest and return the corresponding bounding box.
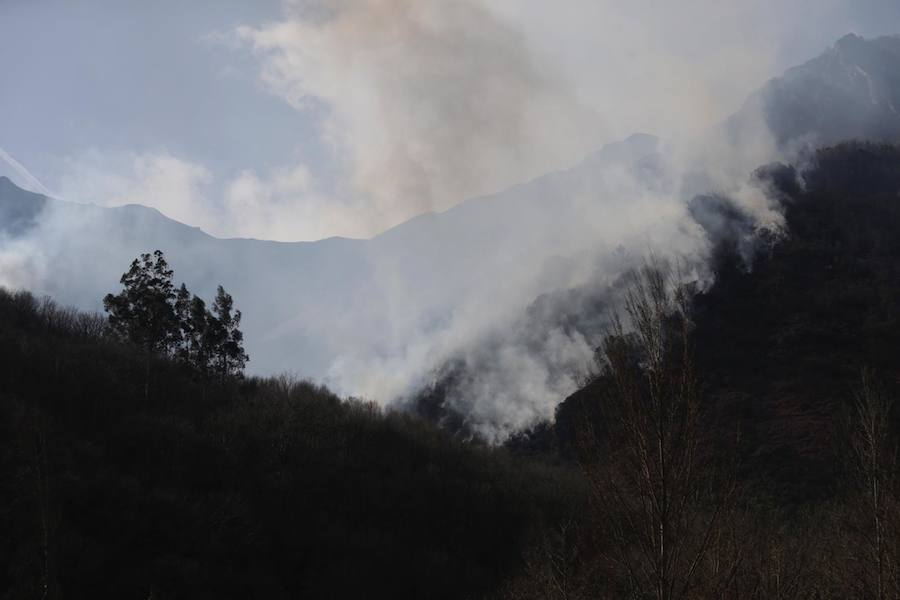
[2,142,900,598]
[0,285,581,598]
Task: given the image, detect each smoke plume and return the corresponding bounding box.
[3,1,900,439]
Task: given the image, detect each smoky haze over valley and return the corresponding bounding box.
[2,1,900,439]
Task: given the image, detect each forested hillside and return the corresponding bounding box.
[4,143,900,598]
[542,143,900,597]
[0,289,581,599]
[559,142,900,498]
[693,142,900,501]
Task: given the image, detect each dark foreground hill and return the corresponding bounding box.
[692,142,900,501]
[500,142,900,598]
[0,291,582,599]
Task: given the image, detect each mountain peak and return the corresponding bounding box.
[580,132,659,170]
[622,132,659,150]
[740,32,900,148]
[834,32,864,50]
[0,174,43,200]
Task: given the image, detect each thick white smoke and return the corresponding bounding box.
[2,1,898,440]
[318,130,787,440]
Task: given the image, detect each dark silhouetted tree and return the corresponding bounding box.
[209,286,248,378]
[187,295,214,375]
[173,283,192,359]
[579,261,740,600]
[844,370,900,599]
[104,252,248,380]
[103,250,179,354]
[103,250,180,397]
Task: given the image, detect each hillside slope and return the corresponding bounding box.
[0,291,580,599]
[557,142,900,502]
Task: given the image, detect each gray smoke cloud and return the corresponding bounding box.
[2,2,899,440]
[235,0,607,236]
[346,134,787,440]
[232,0,898,240]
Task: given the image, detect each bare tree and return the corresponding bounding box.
[578,260,740,599]
[844,370,900,600]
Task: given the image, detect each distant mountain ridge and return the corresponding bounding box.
[0,132,664,388]
[2,33,900,429]
[0,176,46,236]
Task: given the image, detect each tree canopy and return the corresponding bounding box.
[103,250,248,378]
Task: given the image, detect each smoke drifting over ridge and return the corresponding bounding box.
[343,133,788,440]
[2,1,900,439]
[231,0,898,240]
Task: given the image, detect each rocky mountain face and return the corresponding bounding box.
[731,34,900,148]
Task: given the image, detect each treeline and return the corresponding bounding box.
[0,286,581,599]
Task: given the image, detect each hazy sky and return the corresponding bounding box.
[2,0,899,241]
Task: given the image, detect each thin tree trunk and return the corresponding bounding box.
[34,422,56,600]
[144,351,151,400]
